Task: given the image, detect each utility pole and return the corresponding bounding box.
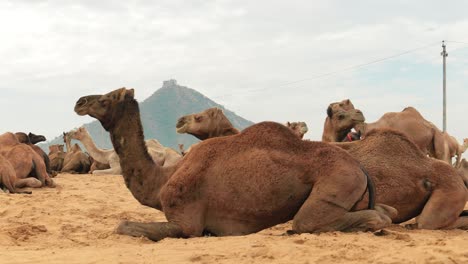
[441,40,448,132]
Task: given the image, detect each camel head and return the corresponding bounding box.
[328,108,365,140]
[28,132,46,144]
[74,88,135,130]
[68,127,89,141]
[285,122,308,139]
[176,107,235,140]
[327,99,355,118]
[49,144,64,154]
[464,138,468,147]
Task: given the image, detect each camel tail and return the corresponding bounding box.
[360,165,375,210]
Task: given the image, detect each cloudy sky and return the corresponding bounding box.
[1,0,467,143]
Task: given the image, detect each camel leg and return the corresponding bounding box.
[92,167,122,175]
[415,189,466,229]
[116,221,185,241]
[292,190,392,233]
[15,178,42,188]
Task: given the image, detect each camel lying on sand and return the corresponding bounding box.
[285,122,308,139]
[0,154,34,194]
[61,132,91,174]
[15,132,53,176]
[335,129,468,229]
[66,127,181,175]
[176,107,306,155]
[74,87,395,241]
[176,108,240,140]
[48,144,65,172]
[322,99,365,142]
[322,100,437,154]
[0,132,54,188]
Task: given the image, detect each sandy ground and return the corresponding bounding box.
[1,173,467,264]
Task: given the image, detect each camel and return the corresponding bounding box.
[322,100,442,159]
[74,87,394,241]
[176,107,240,140]
[0,132,54,188]
[61,132,91,174]
[15,132,53,176]
[458,159,468,185]
[88,156,111,173]
[0,155,34,194]
[285,122,308,139]
[436,133,468,168]
[322,107,365,142]
[334,129,468,229]
[28,132,46,144]
[48,144,65,172]
[66,127,181,175]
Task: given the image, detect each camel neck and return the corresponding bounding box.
[77,133,109,164]
[108,99,168,209]
[64,137,72,153]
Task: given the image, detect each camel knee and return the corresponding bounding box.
[375,203,398,220]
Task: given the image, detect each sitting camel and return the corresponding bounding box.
[436,133,468,168]
[458,159,468,185]
[335,129,468,229]
[322,99,365,142]
[0,155,34,194]
[48,144,65,172]
[322,100,442,158]
[61,132,91,174]
[74,87,394,241]
[15,132,53,176]
[66,127,181,175]
[0,132,54,188]
[176,107,240,140]
[285,122,308,139]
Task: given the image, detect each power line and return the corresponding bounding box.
[213,41,440,99]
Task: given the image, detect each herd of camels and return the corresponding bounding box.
[1,87,467,242]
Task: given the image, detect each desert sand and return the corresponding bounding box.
[1,173,467,264]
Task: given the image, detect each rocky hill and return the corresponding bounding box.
[40,80,254,152]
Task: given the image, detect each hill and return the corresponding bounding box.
[40,80,254,152]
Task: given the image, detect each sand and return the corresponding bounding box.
[1,173,467,264]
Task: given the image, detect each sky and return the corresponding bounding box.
[1,0,467,143]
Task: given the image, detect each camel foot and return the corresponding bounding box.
[45,178,56,188]
[116,221,185,242]
[375,203,398,220]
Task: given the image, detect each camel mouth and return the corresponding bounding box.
[74,106,87,116]
[176,124,188,134]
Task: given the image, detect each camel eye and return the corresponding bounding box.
[338,114,345,120]
[195,116,203,122]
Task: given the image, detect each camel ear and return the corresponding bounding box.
[327,106,333,118]
[125,88,135,99]
[286,121,291,126]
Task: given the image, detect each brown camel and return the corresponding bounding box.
[61,132,91,174]
[49,144,65,172]
[28,132,47,144]
[322,99,357,142]
[285,122,308,139]
[322,107,365,142]
[0,155,34,194]
[0,132,54,188]
[335,129,468,229]
[323,100,441,159]
[436,133,468,168]
[88,156,111,174]
[15,132,53,176]
[74,87,394,241]
[176,107,240,140]
[458,159,468,185]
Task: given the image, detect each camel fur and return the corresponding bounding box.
[286,122,308,139]
[15,132,53,176]
[0,132,54,188]
[334,129,468,229]
[61,132,91,174]
[48,144,65,172]
[74,87,394,242]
